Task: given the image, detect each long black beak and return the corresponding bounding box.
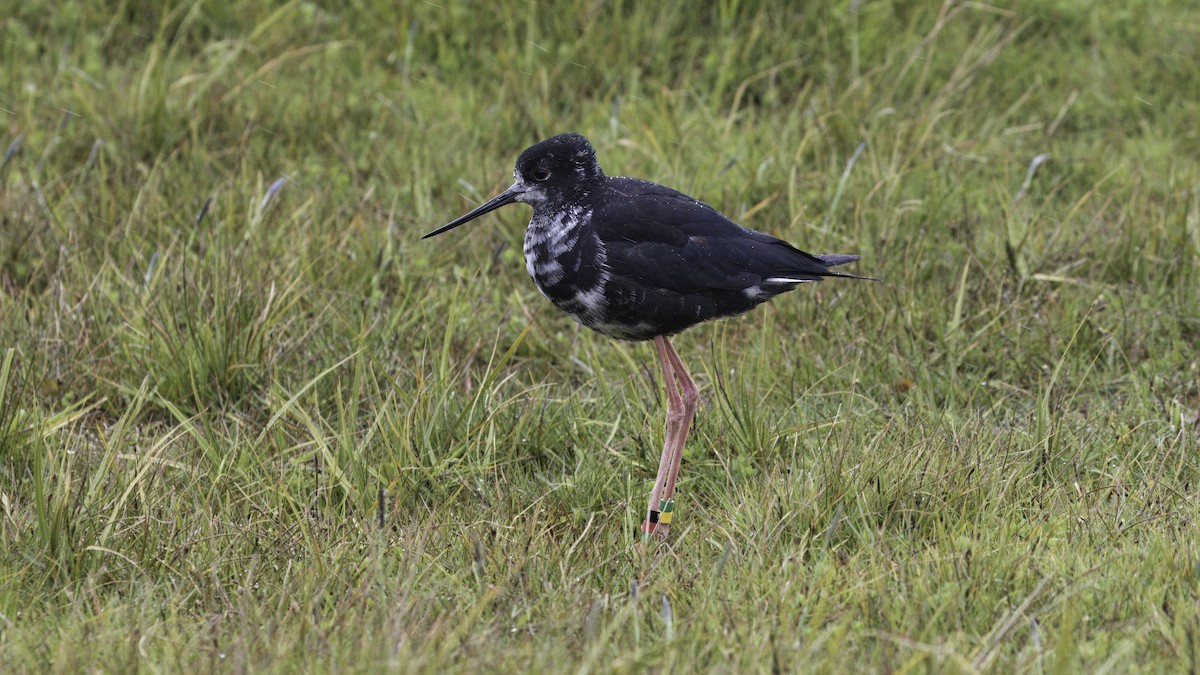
[422,184,522,239]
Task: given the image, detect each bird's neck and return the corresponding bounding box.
[526,204,588,253]
[523,203,591,287]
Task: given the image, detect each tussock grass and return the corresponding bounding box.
[2,1,1198,671]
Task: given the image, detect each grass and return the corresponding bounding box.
[2,0,1198,671]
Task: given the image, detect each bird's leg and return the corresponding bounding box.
[642,336,698,540]
[644,336,684,539]
[656,336,698,537]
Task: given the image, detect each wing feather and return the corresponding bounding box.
[593,179,840,293]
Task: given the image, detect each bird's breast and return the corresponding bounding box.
[523,206,595,291]
[523,208,625,331]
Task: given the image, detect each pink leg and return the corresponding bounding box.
[642,335,698,540]
[644,336,682,538]
[660,337,698,507]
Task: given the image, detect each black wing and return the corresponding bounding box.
[593,178,847,294]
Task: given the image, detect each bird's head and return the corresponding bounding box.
[423,133,604,239]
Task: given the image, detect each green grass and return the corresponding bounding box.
[2,0,1199,671]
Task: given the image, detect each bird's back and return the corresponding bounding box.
[558,177,857,340]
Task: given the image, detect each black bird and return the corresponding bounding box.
[424,133,866,539]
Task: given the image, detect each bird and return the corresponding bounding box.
[423,132,867,540]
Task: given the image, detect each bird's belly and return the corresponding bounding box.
[531,269,625,334]
[544,286,757,344]
[582,280,766,341]
[525,253,648,340]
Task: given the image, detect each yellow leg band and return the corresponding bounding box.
[658,499,674,525]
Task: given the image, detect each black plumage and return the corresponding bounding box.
[424,132,868,539]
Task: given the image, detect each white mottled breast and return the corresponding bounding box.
[523,206,589,288]
[522,206,620,333]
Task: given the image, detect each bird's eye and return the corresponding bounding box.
[531,168,551,181]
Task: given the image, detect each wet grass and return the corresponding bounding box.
[2,1,1199,672]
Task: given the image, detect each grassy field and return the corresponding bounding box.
[2,0,1199,671]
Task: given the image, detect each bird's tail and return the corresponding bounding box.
[814,253,877,281]
[815,253,860,267]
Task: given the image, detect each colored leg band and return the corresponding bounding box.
[641,510,661,538]
[658,499,674,525]
[641,501,677,538]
